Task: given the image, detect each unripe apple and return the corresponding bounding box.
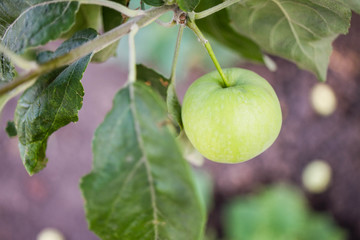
[182,68,282,163]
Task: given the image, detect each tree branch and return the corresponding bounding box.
[0,5,175,96]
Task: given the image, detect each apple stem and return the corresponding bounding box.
[128,24,139,84]
[187,20,230,88]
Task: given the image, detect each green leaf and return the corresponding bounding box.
[177,0,200,11]
[224,185,346,240]
[136,65,182,130]
[228,0,351,81]
[0,0,79,82]
[14,29,97,175]
[92,0,128,62]
[61,5,102,39]
[80,82,205,240]
[143,0,164,7]
[193,170,213,211]
[344,0,360,14]
[196,0,264,63]
[137,64,170,99]
[5,121,17,137]
[103,0,128,31]
[167,83,183,129]
[92,43,119,62]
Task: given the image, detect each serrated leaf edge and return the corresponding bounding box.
[1,1,79,46]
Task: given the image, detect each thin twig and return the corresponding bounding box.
[195,0,241,19]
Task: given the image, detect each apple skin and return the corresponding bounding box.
[182,68,282,163]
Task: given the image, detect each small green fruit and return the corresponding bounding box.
[182,68,282,163]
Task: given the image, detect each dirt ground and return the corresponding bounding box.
[0,13,359,240]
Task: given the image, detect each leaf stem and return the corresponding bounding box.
[50,0,141,17]
[186,20,230,87]
[170,25,184,83]
[195,0,242,19]
[128,24,139,83]
[0,5,175,96]
[0,44,38,71]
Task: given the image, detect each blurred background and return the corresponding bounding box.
[0,8,360,240]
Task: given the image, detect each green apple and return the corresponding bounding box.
[182,68,282,163]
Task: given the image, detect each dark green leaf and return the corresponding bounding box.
[196,0,264,63]
[177,0,200,11]
[14,29,97,175]
[5,121,17,137]
[137,64,170,99]
[167,83,183,128]
[228,0,351,81]
[0,0,79,82]
[80,82,205,240]
[143,0,164,7]
[61,5,102,39]
[103,0,128,31]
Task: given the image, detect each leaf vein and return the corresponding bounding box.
[271,0,312,61]
[269,17,285,49]
[129,83,159,239]
[280,1,333,34]
[104,156,145,226]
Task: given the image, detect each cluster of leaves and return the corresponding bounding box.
[224,185,346,240]
[0,0,358,239]
[197,0,358,81]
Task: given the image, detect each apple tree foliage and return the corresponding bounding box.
[0,0,357,239]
